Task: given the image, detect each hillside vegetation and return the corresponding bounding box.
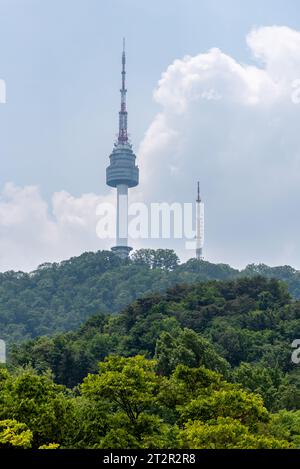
[4,276,300,449]
[11,276,300,406]
[2,248,300,343]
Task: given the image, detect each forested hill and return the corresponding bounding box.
[2,248,300,343]
[4,276,300,449]
[11,276,300,413]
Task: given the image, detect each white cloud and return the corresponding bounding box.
[137,25,300,268]
[0,183,113,271]
[247,26,300,80]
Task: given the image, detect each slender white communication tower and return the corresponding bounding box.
[196,182,204,260]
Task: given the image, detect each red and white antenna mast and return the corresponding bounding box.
[118,37,128,144]
[196,182,204,260]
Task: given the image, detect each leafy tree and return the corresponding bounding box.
[178,388,268,429]
[232,363,284,410]
[98,412,178,449]
[81,355,179,448]
[0,419,33,449]
[267,410,300,447]
[81,356,162,425]
[180,417,292,449]
[155,328,229,376]
[131,249,179,271]
[38,443,60,449]
[0,368,76,448]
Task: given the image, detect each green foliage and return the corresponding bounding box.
[81,356,161,425]
[0,419,33,449]
[155,328,229,376]
[1,248,300,344]
[0,355,297,449]
[232,363,287,411]
[4,267,300,449]
[0,367,76,448]
[10,275,297,400]
[179,388,268,428]
[180,418,292,449]
[266,410,300,447]
[131,249,179,271]
[38,442,60,449]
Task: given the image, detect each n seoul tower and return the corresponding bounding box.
[106,39,139,258]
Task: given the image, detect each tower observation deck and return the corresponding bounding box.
[106,39,139,258]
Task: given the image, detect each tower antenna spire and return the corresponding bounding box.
[118,37,128,144]
[197,181,201,203]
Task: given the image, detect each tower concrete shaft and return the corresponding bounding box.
[116,184,128,246]
[106,40,139,259]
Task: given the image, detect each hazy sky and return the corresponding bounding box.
[1,0,300,271]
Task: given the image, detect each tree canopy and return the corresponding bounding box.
[0,358,295,449]
[3,252,300,449]
[2,249,300,343]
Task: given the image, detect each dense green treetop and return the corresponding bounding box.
[0,358,294,449]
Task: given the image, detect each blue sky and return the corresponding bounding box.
[0,0,299,196]
[1,1,300,270]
